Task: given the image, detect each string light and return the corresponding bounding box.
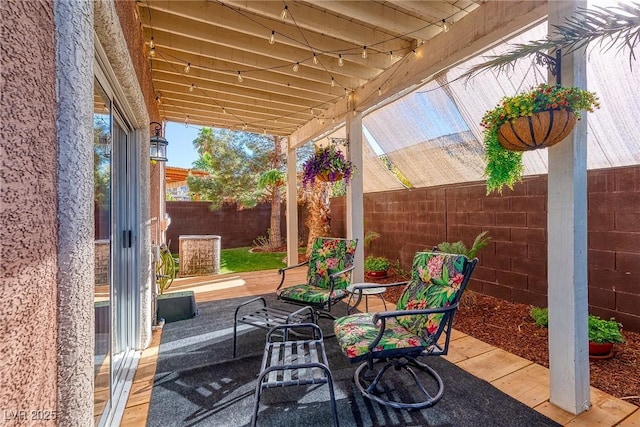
[149,37,155,49]
[222,107,227,114]
[338,54,344,66]
[269,30,275,45]
[362,46,367,59]
[281,5,288,20]
[242,123,247,130]
[237,71,243,82]
[313,53,318,65]
[189,84,195,92]
[155,96,161,104]
[263,128,267,135]
[185,116,189,126]
[331,77,335,87]
[293,62,299,72]
[378,87,382,96]
[149,46,156,58]
[184,62,191,73]
[442,19,450,32]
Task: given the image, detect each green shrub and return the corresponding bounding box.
[588,315,625,344]
[530,307,549,328]
[364,255,390,272]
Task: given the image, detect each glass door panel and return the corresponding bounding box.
[93,78,112,422]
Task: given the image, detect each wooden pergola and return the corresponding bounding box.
[139,0,591,415]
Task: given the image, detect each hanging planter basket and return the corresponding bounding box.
[316,172,344,183]
[497,109,577,152]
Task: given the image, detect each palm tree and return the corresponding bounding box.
[465,2,639,77]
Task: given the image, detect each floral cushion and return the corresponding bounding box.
[278,284,347,306]
[334,313,428,361]
[306,238,357,290]
[395,252,468,344]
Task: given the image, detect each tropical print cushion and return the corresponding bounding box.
[334,313,428,361]
[278,283,347,306]
[306,238,357,290]
[395,252,468,344]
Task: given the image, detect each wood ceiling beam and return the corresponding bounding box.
[220,0,411,54]
[151,60,340,102]
[152,70,337,112]
[289,0,548,149]
[139,0,402,71]
[145,29,376,87]
[154,83,318,119]
[142,10,386,81]
[311,1,443,43]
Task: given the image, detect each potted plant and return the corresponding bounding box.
[302,145,355,188]
[529,308,625,358]
[588,315,625,358]
[481,83,599,194]
[364,255,390,279]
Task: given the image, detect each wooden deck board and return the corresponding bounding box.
[119,269,637,427]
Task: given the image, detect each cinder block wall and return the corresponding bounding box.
[331,165,640,332]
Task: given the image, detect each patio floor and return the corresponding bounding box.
[120,269,639,426]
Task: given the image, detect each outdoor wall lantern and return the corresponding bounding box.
[150,121,168,162]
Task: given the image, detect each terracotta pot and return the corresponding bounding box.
[588,341,613,358]
[316,172,344,182]
[366,270,388,279]
[498,109,577,151]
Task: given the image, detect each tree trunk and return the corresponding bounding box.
[306,181,331,257]
[269,186,282,248]
[269,136,284,248]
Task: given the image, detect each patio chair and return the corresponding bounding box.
[334,250,477,409]
[276,237,357,320]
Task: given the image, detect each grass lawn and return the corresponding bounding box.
[219,247,287,274]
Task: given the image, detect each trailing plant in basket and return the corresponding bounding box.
[302,145,355,188]
[481,83,599,194]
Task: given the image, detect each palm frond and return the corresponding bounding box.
[464,2,640,78]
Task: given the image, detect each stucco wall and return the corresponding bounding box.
[55,0,95,424]
[0,0,59,416]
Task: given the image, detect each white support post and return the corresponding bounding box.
[346,113,364,283]
[547,0,590,415]
[286,144,299,267]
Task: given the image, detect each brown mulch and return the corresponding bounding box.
[375,271,640,407]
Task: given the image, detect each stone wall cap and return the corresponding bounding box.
[179,235,221,240]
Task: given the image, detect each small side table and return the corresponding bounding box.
[346,283,388,314]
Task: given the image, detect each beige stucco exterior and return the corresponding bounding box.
[1,0,59,414]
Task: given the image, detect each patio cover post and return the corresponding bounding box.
[547,0,590,415]
[346,112,365,283]
[286,143,299,267]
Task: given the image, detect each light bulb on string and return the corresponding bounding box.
[362,46,367,59]
[222,107,227,114]
[269,30,275,45]
[313,53,318,65]
[149,46,156,58]
[442,19,450,32]
[189,84,195,92]
[281,5,288,20]
[338,54,344,66]
[155,96,161,104]
[242,123,247,131]
[237,71,243,82]
[184,63,191,73]
[293,62,299,72]
[149,37,155,49]
[185,116,189,126]
[378,87,382,96]
[263,128,267,135]
[331,77,335,87]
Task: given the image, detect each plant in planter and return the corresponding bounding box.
[364,255,391,279]
[588,315,625,358]
[529,308,625,358]
[434,231,491,259]
[481,84,599,194]
[302,145,355,188]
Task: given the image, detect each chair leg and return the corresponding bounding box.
[354,357,445,410]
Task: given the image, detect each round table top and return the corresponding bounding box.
[346,283,387,295]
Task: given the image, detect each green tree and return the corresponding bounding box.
[187,128,287,247]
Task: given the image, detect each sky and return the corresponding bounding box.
[165,121,202,169]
